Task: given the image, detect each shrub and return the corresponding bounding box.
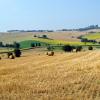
[14,42,20,49]
[62,45,73,52]
[35,43,38,47]
[47,45,53,51]
[34,34,37,37]
[38,43,41,46]
[0,42,3,47]
[31,43,35,47]
[88,46,93,50]
[42,35,48,39]
[14,49,21,57]
[76,46,82,52]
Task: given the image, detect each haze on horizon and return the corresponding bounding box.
[0,0,100,32]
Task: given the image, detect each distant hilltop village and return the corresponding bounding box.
[7,25,100,33]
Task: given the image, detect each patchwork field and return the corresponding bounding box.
[0,50,100,100]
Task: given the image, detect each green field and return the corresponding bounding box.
[0,48,13,53]
[83,32,100,40]
[0,38,100,53]
[20,38,98,49]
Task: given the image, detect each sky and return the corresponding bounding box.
[0,0,100,32]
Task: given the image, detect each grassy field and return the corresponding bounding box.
[20,38,99,49]
[0,48,13,53]
[0,50,100,100]
[83,32,100,40]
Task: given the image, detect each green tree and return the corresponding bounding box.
[62,45,73,52]
[88,46,93,50]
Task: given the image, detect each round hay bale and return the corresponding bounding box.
[0,56,1,60]
[47,51,54,56]
[9,55,15,59]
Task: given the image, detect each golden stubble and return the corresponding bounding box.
[0,50,100,100]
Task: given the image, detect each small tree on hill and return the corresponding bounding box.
[42,35,48,39]
[34,34,37,37]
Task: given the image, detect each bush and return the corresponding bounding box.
[42,35,48,39]
[0,42,3,47]
[76,46,82,52]
[14,49,21,57]
[35,43,38,47]
[38,43,41,46]
[47,45,53,51]
[88,46,93,50]
[62,45,73,52]
[31,43,35,47]
[34,34,37,37]
[14,42,20,49]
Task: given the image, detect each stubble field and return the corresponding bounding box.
[0,50,100,100]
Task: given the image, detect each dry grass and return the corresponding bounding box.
[0,31,88,43]
[0,50,100,100]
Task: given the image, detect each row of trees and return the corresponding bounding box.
[47,45,93,52]
[63,45,82,52]
[0,41,19,48]
[31,43,41,47]
[81,38,97,44]
[63,45,93,52]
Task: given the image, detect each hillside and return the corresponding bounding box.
[0,31,88,43]
[82,32,100,41]
[0,50,100,100]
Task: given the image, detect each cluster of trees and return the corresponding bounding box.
[0,42,14,48]
[62,45,82,52]
[34,34,50,39]
[81,38,97,43]
[31,42,41,47]
[62,45,93,52]
[46,44,94,52]
[0,41,22,48]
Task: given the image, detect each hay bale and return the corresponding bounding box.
[47,51,54,56]
[7,52,13,58]
[9,55,15,59]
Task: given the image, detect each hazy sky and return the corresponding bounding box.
[0,0,100,32]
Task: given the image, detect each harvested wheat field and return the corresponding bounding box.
[0,50,100,100]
